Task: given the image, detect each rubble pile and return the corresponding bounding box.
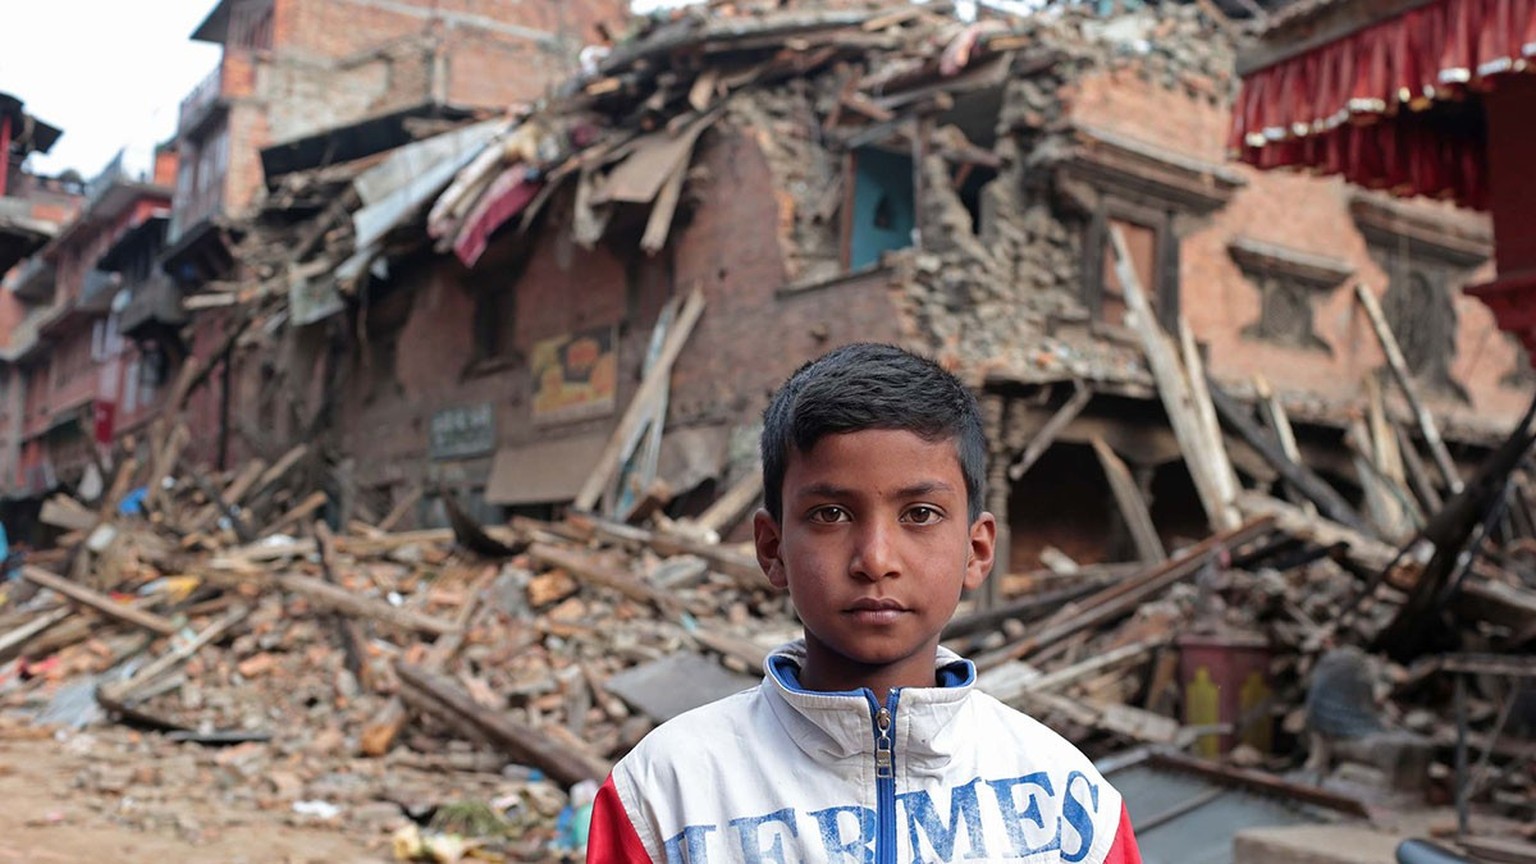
[0,430,795,858]
[2,351,1535,859]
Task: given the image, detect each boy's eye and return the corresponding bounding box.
[903,505,943,525]
[809,506,851,523]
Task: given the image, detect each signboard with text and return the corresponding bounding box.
[429,402,496,461]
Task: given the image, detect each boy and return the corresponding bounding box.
[587,343,1141,863]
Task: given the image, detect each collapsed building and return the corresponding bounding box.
[206,0,1528,578]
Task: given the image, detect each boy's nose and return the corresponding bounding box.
[849,525,899,582]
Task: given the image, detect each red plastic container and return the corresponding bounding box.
[1177,633,1273,758]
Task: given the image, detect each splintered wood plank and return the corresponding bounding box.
[574,287,705,512]
[1354,281,1462,494]
[1091,437,1166,565]
[19,567,178,636]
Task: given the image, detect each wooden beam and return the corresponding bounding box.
[575,287,705,512]
[273,571,459,637]
[1396,422,1445,513]
[377,485,423,533]
[1207,380,1379,537]
[527,541,680,615]
[19,566,179,636]
[1354,282,1463,494]
[1253,375,1315,515]
[1110,224,1239,531]
[1092,437,1168,564]
[986,640,1160,704]
[397,663,610,787]
[185,458,267,533]
[1008,380,1093,481]
[942,579,1112,642]
[694,468,764,537]
[1179,318,1242,516]
[1349,415,1404,537]
[1236,492,1398,571]
[974,516,1275,670]
[565,513,765,590]
[1235,0,1440,77]
[691,626,769,672]
[98,604,251,704]
[251,444,310,500]
[261,490,328,537]
[0,607,73,659]
[1148,750,1371,817]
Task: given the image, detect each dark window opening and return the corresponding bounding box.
[1147,460,1207,552]
[473,288,507,362]
[955,164,998,237]
[1007,443,1119,570]
[1383,266,1466,401]
[1243,274,1330,352]
[358,283,411,405]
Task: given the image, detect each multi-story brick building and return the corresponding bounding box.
[5,152,177,502]
[136,0,631,470]
[0,92,80,511]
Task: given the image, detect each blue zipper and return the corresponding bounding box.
[869,689,900,864]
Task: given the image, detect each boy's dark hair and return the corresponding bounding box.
[760,343,987,523]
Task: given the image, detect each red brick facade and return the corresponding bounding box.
[1068,69,1525,435]
[334,125,904,511]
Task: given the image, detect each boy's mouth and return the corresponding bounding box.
[845,597,909,623]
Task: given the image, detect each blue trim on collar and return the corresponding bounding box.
[768,654,975,694]
[936,659,974,688]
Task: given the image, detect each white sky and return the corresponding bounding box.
[0,0,221,180]
[0,0,1013,181]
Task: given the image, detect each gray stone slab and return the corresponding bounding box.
[603,651,759,723]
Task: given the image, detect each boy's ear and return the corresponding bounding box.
[753,509,788,590]
[962,511,997,592]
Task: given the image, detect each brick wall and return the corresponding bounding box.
[273,0,626,106]
[1067,68,1530,432]
[279,0,625,61]
[668,126,905,429]
[336,125,905,499]
[224,0,629,214]
[222,104,269,215]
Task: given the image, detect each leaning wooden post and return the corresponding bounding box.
[1353,281,1463,494]
[1109,224,1240,532]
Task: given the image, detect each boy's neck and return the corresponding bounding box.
[797,638,942,703]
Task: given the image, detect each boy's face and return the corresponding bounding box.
[753,429,996,695]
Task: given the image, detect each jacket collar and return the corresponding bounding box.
[758,640,977,768]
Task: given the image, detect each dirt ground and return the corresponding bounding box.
[0,729,380,864]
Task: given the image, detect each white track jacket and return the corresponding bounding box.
[588,642,1142,864]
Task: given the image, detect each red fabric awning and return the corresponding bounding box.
[1233,0,1536,209]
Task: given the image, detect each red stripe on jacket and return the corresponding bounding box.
[587,775,651,863]
[1104,802,1144,864]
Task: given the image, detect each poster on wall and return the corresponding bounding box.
[532,325,618,424]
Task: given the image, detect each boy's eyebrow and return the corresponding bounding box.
[793,480,958,501]
[795,482,855,501]
[894,481,958,499]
